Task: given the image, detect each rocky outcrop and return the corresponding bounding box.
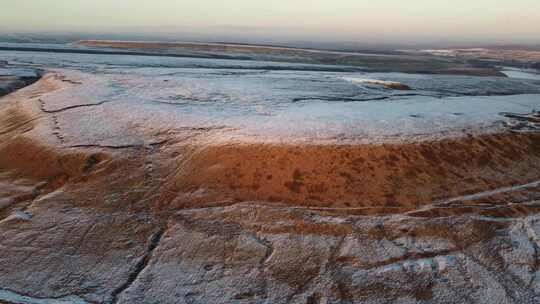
[501,111,540,132]
[0,67,42,98]
[343,78,412,90]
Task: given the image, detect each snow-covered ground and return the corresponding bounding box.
[2,45,540,144]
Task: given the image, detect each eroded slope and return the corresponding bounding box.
[0,71,540,304]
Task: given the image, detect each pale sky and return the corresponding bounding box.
[2,0,540,43]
